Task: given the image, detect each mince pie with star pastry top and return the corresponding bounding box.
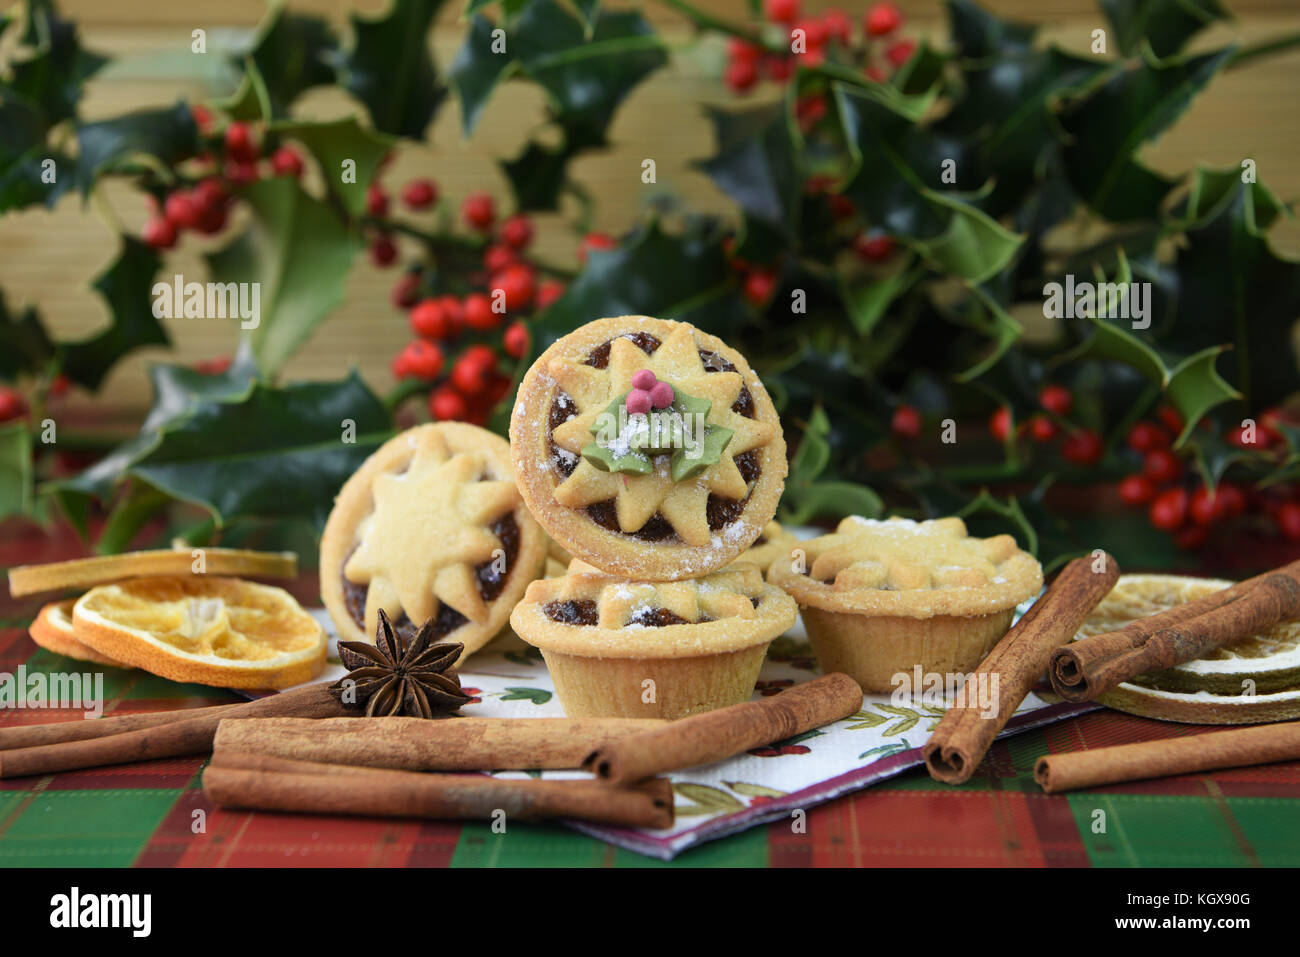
[767,515,1042,692]
[511,559,797,719]
[321,423,547,659]
[510,316,787,581]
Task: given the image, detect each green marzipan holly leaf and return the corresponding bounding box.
[5,0,106,127]
[129,372,393,530]
[0,421,34,523]
[0,288,55,380]
[238,7,338,118]
[272,117,394,217]
[73,101,199,196]
[1101,0,1231,60]
[60,237,168,391]
[945,0,1037,59]
[834,83,1022,283]
[337,0,447,139]
[450,13,516,136]
[1060,46,1234,222]
[206,177,363,377]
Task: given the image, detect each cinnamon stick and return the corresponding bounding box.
[0,698,254,751]
[204,751,675,830]
[583,673,863,786]
[215,715,666,771]
[1050,560,1300,702]
[0,683,346,778]
[1034,721,1300,793]
[923,553,1120,784]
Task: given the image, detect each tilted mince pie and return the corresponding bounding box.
[767,516,1042,692]
[510,316,787,582]
[511,560,797,719]
[321,423,547,660]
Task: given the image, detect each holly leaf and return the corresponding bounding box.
[237,7,338,118]
[73,101,199,195]
[5,0,106,127]
[1101,0,1232,60]
[60,238,169,391]
[0,92,69,212]
[946,0,1037,58]
[0,422,34,523]
[839,264,922,336]
[698,102,801,239]
[449,13,516,136]
[0,289,55,380]
[337,0,446,139]
[128,372,392,530]
[206,177,363,377]
[501,139,572,211]
[1060,46,1234,222]
[272,117,394,217]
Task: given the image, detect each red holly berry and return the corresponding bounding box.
[854,232,895,261]
[891,404,921,439]
[823,8,853,45]
[727,37,762,64]
[1190,486,1223,526]
[1227,420,1280,450]
[196,201,228,235]
[1038,384,1073,417]
[190,103,214,134]
[492,263,536,313]
[1216,482,1246,519]
[989,407,1012,443]
[224,122,258,162]
[1029,416,1058,443]
[462,191,496,232]
[1149,487,1189,532]
[724,58,759,93]
[1174,524,1209,551]
[764,55,794,82]
[401,178,438,209]
[864,64,889,83]
[366,183,389,218]
[270,146,304,178]
[499,214,534,250]
[828,194,855,220]
[742,268,777,306]
[794,18,829,51]
[0,387,27,422]
[1126,421,1171,454]
[1118,474,1155,507]
[1277,503,1300,541]
[503,320,530,359]
[864,2,903,36]
[194,177,228,210]
[536,279,566,310]
[142,216,177,250]
[1157,405,1184,436]
[404,340,444,380]
[795,94,827,131]
[391,351,414,380]
[462,292,499,332]
[224,159,258,185]
[1143,448,1183,485]
[429,386,468,421]
[369,234,397,267]
[578,232,617,264]
[451,346,496,395]
[437,296,465,337]
[390,273,420,309]
[483,243,516,274]
[163,191,200,230]
[885,39,916,68]
[763,0,800,26]
[410,298,449,339]
[1062,429,1103,465]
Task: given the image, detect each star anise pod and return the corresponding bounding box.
[329,609,471,718]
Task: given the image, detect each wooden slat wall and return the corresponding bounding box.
[3,2,1299,413]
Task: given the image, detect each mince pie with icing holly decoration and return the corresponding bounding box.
[510,316,787,581]
[321,423,547,660]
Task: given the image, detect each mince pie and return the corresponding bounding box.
[511,560,797,719]
[510,316,787,581]
[767,516,1042,692]
[321,423,547,660]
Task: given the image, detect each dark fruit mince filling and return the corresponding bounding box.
[541,600,706,627]
[546,334,764,543]
[343,512,521,640]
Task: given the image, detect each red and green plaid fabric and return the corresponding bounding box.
[4,525,1300,867]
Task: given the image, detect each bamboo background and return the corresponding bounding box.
[2,0,1298,413]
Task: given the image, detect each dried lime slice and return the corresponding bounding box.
[1073,573,1300,724]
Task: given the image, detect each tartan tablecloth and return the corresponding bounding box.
[3,524,1300,867]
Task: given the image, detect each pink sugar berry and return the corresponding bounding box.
[631,369,657,391]
[649,381,675,409]
[626,389,652,415]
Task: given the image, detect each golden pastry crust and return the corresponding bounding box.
[768,516,1042,618]
[737,521,797,574]
[321,423,547,658]
[510,315,787,581]
[510,562,796,659]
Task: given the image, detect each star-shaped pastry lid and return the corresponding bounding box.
[320,423,548,657]
[510,316,787,581]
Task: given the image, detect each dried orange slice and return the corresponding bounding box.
[72,577,325,690]
[7,548,297,598]
[29,600,130,668]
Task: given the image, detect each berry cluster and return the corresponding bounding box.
[724,2,912,94]
[1117,406,1300,547]
[976,385,1104,465]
